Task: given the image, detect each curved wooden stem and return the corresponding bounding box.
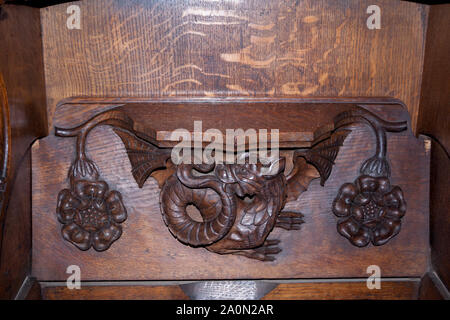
[55,109,134,162]
[333,107,407,177]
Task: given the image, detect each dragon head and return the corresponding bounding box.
[215,154,285,197]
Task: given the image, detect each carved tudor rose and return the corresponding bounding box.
[332,175,406,247]
[56,179,127,251]
[54,101,407,259]
[329,107,407,247]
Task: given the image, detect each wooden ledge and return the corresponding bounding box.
[54,98,408,149]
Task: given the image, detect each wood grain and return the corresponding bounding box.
[41,0,428,133]
[42,284,189,300]
[32,99,429,281]
[262,280,419,300]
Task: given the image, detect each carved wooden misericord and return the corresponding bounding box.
[54,99,408,260]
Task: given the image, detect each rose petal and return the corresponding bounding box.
[385,208,404,220]
[332,183,357,217]
[377,177,391,194]
[372,219,401,246]
[372,192,385,207]
[61,223,92,250]
[92,223,122,251]
[351,206,365,221]
[382,187,406,220]
[105,191,127,223]
[56,189,81,223]
[337,217,371,247]
[74,180,108,201]
[332,199,351,217]
[357,175,379,193]
[382,191,399,208]
[353,193,371,206]
[93,199,107,212]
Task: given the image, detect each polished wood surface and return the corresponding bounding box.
[41,0,427,133]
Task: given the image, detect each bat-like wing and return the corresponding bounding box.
[294,130,351,186]
[113,128,172,188]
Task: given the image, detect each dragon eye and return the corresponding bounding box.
[238,167,247,174]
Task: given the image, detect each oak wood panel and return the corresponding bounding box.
[31,99,429,281]
[42,284,189,300]
[41,0,427,133]
[262,280,419,300]
[0,5,48,299]
[417,4,450,291]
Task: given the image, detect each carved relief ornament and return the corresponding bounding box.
[54,102,407,259]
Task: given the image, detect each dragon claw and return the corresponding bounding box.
[276,211,304,230]
[230,238,282,261]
